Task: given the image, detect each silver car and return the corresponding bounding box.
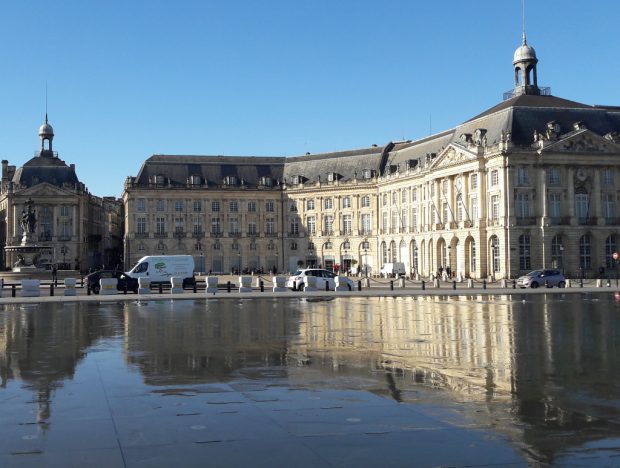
[517,269,566,288]
[286,269,354,291]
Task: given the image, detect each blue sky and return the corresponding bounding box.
[1,1,619,197]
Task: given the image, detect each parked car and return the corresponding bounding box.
[86,269,139,294]
[517,269,566,289]
[286,268,354,291]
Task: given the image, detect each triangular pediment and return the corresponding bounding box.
[429,145,479,170]
[17,182,76,198]
[541,129,620,154]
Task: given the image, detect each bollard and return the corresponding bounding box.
[483,279,487,290]
[607,279,611,287]
[293,282,297,292]
[260,280,264,292]
[193,282,197,293]
[124,283,128,295]
[452,280,456,290]
[227,281,231,293]
[325,281,329,291]
[580,279,583,288]
[422,280,425,290]
[390,280,394,291]
[12,284,16,297]
[159,283,163,294]
[50,284,54,297]
[87,285,91,296]
[357,280,362,291]
[545,280,551,288]
[512,279,516,289]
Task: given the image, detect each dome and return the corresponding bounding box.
[513,43,537,63]
[39,121,54,137]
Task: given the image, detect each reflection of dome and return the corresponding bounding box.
[39,121,54,137]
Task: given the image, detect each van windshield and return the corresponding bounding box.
[132,262,149,274]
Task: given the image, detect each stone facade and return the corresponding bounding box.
[0,118,124,272]
[123,39,620,279]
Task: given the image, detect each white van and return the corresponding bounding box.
[380,262,406,278]
[126,255,195,288]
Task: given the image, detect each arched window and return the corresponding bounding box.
[605,235,617,268]
[381,242,387,264]
[551,235,564,270]
[579,234,592,270]
[490,235,500,273]
[519,234,531,271]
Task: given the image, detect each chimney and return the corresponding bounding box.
[1,160,7,181]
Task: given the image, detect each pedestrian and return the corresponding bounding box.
[52,264,58,285]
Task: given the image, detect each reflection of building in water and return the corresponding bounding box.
[0,303,120,423]
[295,296,517,396]
[122,300,299,384]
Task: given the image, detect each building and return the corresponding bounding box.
[123,36,620,279]
[0,117,124,272]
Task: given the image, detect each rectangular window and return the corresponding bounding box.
[61,221,70,237]
[229,218,239,234]
[324,198,333,210]
[491,170,499,186]
[193,220,202,234]
[516,193,529,218]
[136,199,146,212]
[247,201,256,212]
[549,193,561,218]
[457,197,463,222]
[175,201,184,212]
[156,200,165,211]
[470,174,478,190]
[361,214,371,234]
[361,196,370,208]
[229,201,238,212]
[401,189,407,203]
[342,197,351,209]
[266,218,275,234]
[411,188,417,202]
[604,193,615,220]
[306,199,315,210]
[137,217,146,234]
[211,201,220,212]
[174,217,184,233]
[290,217,299,234]
[548,168,560,185]
[343,214,352,234]
[307,216,316,235]
[517,167,529,186]
[603,168,614,186]
[324,215,333,234]
[156,217,165,234]
[411,208,417,230]
[193,200,202,212]
[491,195,500,221]
[248,222,257,235]
[290,202,297,212]
[266,201,274,212]
[442,204,449,224]
[211,218,221,233]
[382,212,388,231]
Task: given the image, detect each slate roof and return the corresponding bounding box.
[12,154,80,188]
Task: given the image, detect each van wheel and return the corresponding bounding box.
[92,284,100,294]
[298,283,304,292]
[347,284,352,291]
[558,281,566,288]
[530,282,539,289]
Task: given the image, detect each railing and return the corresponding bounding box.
[58,235,72,241]
[228,232,241,237]
[516,217,536,226]
[210,232,223,238]
[191,231,204,238]
[135,232,150,239]
[322,230,334,236]
[503,86,551,100]
[288,232,300,237]
[154,232,168,238]
[265,232,278,237]
[38,234,52,242]
[246,231,258,237]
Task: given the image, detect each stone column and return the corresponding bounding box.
[567,168,575,225]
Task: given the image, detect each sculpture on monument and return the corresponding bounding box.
[21,198,37,238]
[5,197,52,271]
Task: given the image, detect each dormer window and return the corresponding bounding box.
[327,172,340,183]
[151,174,166,186]
[188,175,202,186]
[259,176,273,187]
[362,169,373,179]
[223,176,237,186]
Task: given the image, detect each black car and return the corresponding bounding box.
[85,270,139,294]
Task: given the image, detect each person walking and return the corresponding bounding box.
[52,264,58,286]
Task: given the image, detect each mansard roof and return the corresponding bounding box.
[135,154,286,188]
[12,154,80,188]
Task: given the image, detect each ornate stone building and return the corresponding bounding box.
[124,37,620,279]
[0,117,124,272]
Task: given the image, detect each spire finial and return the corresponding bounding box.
[522,0,527,45]
[45,82,48,122]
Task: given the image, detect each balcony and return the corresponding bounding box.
[322,230,334,236]
[246,231,258,237]
[265,232,278,237]
[173,231,186,238]
[288,232,300,237]
[191,231,204,238]
[154,232,168,238]
[210,231,223,238]
[228,232,241,238]
[135,232,150,239]
[516,217,536,226]
[58,235,72,241]
[38,234,52,242]
[434,223,445,230]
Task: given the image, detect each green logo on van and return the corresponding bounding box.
[154,262,166,272]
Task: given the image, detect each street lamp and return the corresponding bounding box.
[60,245,68,269]
[559,245,564,275]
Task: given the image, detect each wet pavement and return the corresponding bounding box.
[1,294,620,466]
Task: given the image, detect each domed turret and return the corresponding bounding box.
[512,33,540,96]
[39,114,54,154]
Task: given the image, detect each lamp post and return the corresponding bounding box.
[413,245,418,278]
[60,245,68,269]
[363,246,368,277]
[559,245,564,275]
[447,244,451,278]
